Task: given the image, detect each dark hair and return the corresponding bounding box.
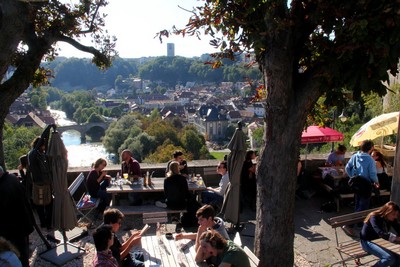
[196,205,216,220]
[93,225,113,251]
[121,149,132,157]
[245,150,255,161]
[337,144,347,153]
[360,140,374,153]
[372,150,387,169]
[19,155,28,168]
[0,237,20,257]
[103,208,124,224]
[173,150,183,159]
[218,161,227,170]
[199,229,227,250]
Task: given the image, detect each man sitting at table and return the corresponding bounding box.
[325,144,347,166]
[121,149,142,206]
[195,230,250,267]
[103,208,144,267]
[201,161,229,210]
[175,205,229,250]
[165,150,188,178]
[92,224,119,267]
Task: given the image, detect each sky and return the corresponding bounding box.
[57,0,219,59]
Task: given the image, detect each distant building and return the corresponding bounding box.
[167,43,175,57]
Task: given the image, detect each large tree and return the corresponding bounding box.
[0,0,116,168]
[161,1,400,265]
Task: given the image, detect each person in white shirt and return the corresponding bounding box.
[201,161,229,208]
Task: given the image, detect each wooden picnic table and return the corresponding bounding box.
[107,177,206,206]
[133,234,207,267]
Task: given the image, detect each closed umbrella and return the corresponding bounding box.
[48,131,77,230]
[40,128,84,266]
[350,112,399,147]
[221,122,246,227]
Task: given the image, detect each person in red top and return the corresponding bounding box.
[121,150,141,180]
[92,224,119,267]
[121,150,142,205]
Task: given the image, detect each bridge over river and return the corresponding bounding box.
[57,121,112,142]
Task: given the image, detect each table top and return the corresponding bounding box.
[133,234,207,267]
[106,177,206,194]
[371,238,400,255]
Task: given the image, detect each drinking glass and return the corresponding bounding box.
[123,173,128,179]
[111,177,115,185]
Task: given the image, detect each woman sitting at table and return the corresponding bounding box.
[195,230,250,267]
[371,150,392,191]
[360,201,400,267]
[86,158,112,212]
[159,161,191,209]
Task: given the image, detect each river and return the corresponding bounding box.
[49,109,114,168]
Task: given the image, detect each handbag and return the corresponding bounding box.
[347,159,372,197]
[32,183,52,205]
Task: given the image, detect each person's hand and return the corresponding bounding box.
[374,182,380,189]
[130,230,141,236]
[17,164,23,171]
[175,233,183,240]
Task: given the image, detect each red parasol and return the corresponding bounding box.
[301,126,344,144]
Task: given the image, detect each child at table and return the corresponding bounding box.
[360,201,400,266]
[103,208,144,267]
[92,225,119,267]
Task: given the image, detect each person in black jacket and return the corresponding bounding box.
[360,201,400,266]
[0,165,34,267]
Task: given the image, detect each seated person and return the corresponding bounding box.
[86,158,112,212]
[201,161,229,208]
[0,237,22,267]
[121,149,142,205]
[166,150,188,178]
[92,224,119,267]
[175,205,229,250]
[371,150,391,191]
[325,144,347,166]
[195,230,251,267]
[360,201,400,266]
[103,208,144,267]
[161,161,192,209]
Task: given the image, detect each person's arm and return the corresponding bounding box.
[370,216,393,240]
[368,158,379,183]
[120,232,141,260]
[195,245,208,264]
[131,161,141,179]
[345,156,354,176]
[175,232,197,240]
[195,225,207,251]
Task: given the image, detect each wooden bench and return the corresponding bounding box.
[68,172,100,224]
[111,205,186,224]
[232,231,259,267]
[328,208,379,266]
[243,246,260,267]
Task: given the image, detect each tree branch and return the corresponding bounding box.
[58,35,99,55]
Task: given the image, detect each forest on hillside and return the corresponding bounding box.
[44,55,262,91]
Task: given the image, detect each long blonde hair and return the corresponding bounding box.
[365,201,400,223]
[167,161,180,177]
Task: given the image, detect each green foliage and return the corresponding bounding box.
[103,114,142,156]
[87,113,105,123]
[3,123,42,169]
[383,83,400,113]
[181,130,204,159]
[144,144,188,163]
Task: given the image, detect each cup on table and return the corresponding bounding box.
[191,175,196,183]
[111,177,115,185]
[123,173,128,179]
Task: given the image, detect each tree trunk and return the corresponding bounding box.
[254,24,322,266]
